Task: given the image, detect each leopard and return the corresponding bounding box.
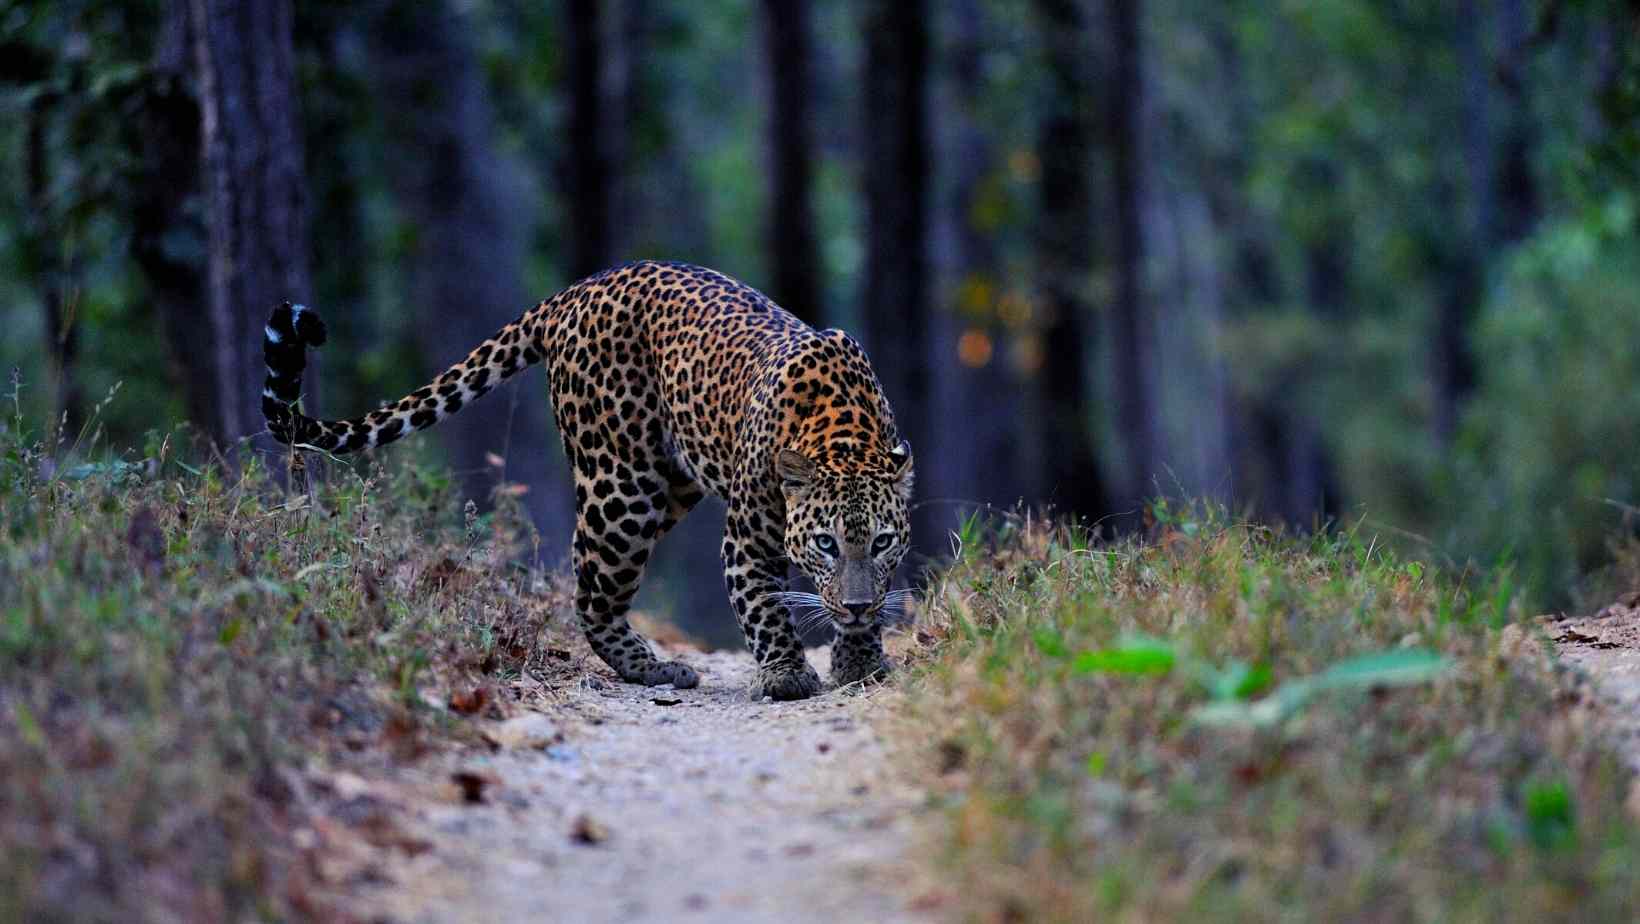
[262,261,913,701]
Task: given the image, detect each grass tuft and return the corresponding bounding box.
[0,386,581,921]
[897,501,1640,922]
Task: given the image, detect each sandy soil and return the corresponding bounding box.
[1542,592,1640,774]
[319,645,933,924]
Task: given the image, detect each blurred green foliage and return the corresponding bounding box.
[1448,198,1640,599]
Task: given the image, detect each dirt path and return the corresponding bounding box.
[1543,594,1640,776]
[333,645,931,924]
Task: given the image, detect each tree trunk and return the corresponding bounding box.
[296,3,379,415]
[23,94,83,437]
[1494,0,1538,246]
[1435,0,1538,446]
[1292,198,1346,524]
[563,0,615,279]
[1433,0,1491,446]
[760,0,822,325]
[370,0,573,560]
[860,0,932,544]
[932,0,1026,523]
[1106,0,1156,509]
[1200,8,1321,523]
[190,0,312,448]
[133,0,212,436]
[1033,0,1110,522]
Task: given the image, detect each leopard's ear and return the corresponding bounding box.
[890,440,914,498]
[775,448,816,495]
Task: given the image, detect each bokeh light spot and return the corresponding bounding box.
[957,329,994,368]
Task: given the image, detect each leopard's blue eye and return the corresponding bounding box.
[815,534,839,556]
[872,532,896,554]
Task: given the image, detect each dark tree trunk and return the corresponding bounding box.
[296,3,377,414]
[1033,0,1109,522]
[23,94,83,436]
[1494,0,1538,246]
[370,0,573,560]
[1433,0,1491,447]
[760,0,822,325]
[1106,0,1157,508]
[1200,12,1326,523]
[1290,194,1346,525]
[936,0,1024,519]
[1239,210,1343,528]
[133,0,212,435]
[1435,0,1539,446]
[860,0,932,543]
[563,0,615,279]
[190,0,312,448]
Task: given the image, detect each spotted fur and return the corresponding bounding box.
[263,261,913,700]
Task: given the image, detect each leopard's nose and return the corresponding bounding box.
[844,602,870,619]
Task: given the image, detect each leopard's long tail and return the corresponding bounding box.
[262,300,546,454]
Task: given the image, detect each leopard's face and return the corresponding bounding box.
[775,443,914,632]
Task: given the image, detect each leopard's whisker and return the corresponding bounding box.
[787,604,832,631]
[796,615,828,634]
[878,608,914,628]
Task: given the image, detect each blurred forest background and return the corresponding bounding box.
[3,0,1640,644]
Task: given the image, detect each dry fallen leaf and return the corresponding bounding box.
[451,769,500,804]
[448,685,492,716]
[570,813,609,845]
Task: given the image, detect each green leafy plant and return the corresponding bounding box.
[1192,648,1451,727]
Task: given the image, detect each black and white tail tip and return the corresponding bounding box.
[263,301,328,444]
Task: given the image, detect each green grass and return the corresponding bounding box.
[898,501,1640,922]
[0,388,579,921]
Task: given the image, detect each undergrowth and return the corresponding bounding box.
[900,502,1640,922]
[0,381,581,922]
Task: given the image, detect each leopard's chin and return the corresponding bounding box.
[830,611,880,633]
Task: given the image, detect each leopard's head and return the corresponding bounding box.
[775,441,914,633]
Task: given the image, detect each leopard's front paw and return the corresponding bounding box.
[830,652,893,689]
[751,660,823,701]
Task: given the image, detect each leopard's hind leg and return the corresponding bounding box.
[547,307,706,687]
[566,458,705,688]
